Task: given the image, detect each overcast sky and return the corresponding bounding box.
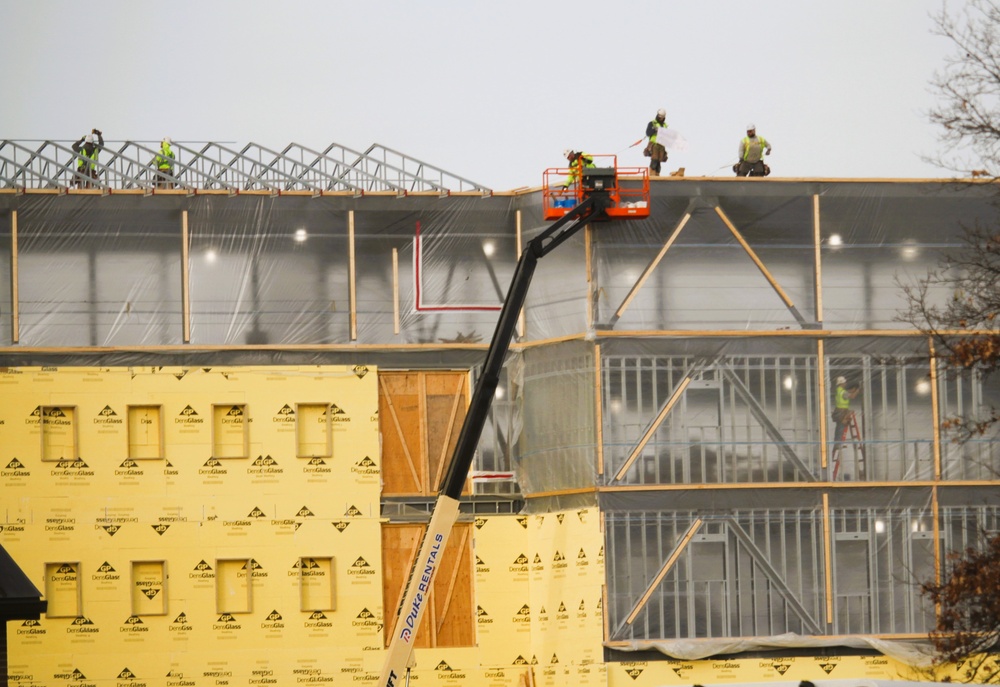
[1,0,964,191]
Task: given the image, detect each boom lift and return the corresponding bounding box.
[379,159,649,687]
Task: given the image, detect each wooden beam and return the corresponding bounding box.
[614,377,692,481]
[348,210,357,341]
[929,337,942,480]
[818,339,828,470]
[625,518,703,625]
[516,210,525,339]
[813,194,823,323]
[585,224,593,330]
[595,344,605,476]
[823,492,833,625]
[612,212,691,324]
[714,206,797,309]
[10,210,18,344]
[181,210,190,343]
[392,248,400,335]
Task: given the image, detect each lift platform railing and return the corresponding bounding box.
[0,140,493,195]
[542,154,650,220]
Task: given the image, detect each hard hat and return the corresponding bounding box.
[835,376,847,385]
[163,137,171,145]
[563,149,573,158]
[746,123,756,131]
[657,108,666,118]
[85,134,94,144]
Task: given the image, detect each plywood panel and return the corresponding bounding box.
[381,522,474,648]
[425,372,469,493]
[379,373,426,494]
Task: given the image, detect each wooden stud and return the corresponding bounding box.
[813,194,824,323]
[516,210,525,339]
[818,339,828,470]
[181,210,190,343]
[349,210,357,341]
[823,492,833,625]
[929,337,942,480]
[932,485,941,589]
[392,248,400,335]
[585,224,592,329]
[10,210,18,344]
[595,343,604,476]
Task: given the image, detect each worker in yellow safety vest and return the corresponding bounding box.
[831,375,860,454]
[155,138,176,189]
[562,149,595,188]
[644,108,669,176]
[72,128,104,188]
[735,123,772,177]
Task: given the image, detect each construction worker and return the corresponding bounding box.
[562,149,595,188]
[644,108,669,176]
[735,123,771,177]
[831,376,860,457]
[155,137,176,189]
[71,128,104,188]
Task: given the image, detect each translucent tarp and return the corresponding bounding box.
[4,179,1000,659]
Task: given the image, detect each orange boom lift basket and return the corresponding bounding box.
[542,154,650,221]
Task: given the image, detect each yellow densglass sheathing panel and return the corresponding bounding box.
[1,365,381,687]
[528,508,605,668]
[472,514,532,666]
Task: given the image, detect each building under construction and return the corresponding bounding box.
[0,138,997,687]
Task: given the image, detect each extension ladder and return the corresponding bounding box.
[831,411,866,480]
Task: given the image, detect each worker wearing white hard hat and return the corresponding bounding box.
[561,149,595,189]
[735,122,772,177]
[155,137,176,189]
[71,128,104,188]
[831,376,860,469]
[644,108,670,176]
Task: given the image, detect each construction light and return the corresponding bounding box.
[294,228,308,242]
[483,241,495,257]
[915,379,931,395]
[828,234,843,247]
[205,249,218,264]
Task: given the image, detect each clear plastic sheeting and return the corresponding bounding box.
[1,193,516,347]
[513,341,598,498]
[618,634,939,668]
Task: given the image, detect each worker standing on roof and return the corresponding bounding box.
[155,137,176,189]
[644,108,669,177]
[562,149,595,188]
[72,128,104,188]
[734,123,772,177]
